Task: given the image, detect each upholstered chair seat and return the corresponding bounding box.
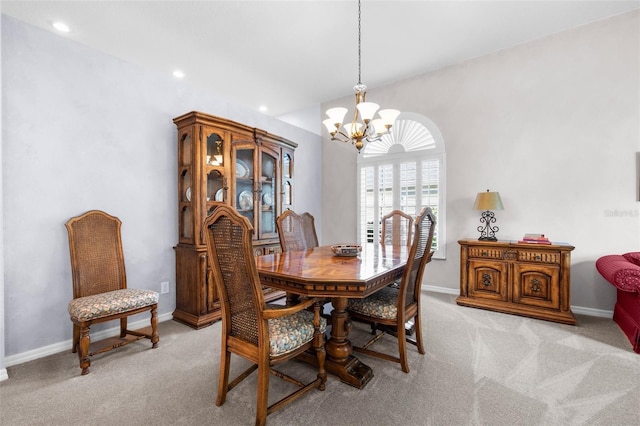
[68,289,159,322]
[347,287,398,320]
[268,307,327,356]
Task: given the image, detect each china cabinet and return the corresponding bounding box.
[457,239,576,325]
[172,111,297,328]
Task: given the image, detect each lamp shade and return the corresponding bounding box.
[473,190,504,211]
[378,109,401,126]
[326,107,348,125]
[356,102,380,121]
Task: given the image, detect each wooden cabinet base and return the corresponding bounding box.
[458,239,576,325]
[172,289,286,329]
[456,296,576,325]
[172,309,221,329]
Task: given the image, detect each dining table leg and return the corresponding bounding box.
[323,296,374,389]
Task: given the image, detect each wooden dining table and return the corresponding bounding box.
[255,243,409,389]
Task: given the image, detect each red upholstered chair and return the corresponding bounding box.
[348,207,436,373]
[596,252,640,354]
[204,205,327,425]
[65,210,159,375]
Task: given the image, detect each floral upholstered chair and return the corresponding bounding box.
[204,205,327,426]
[348,206,436,373]
[65,210,159,375]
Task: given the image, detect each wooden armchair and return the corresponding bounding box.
[276,210,307,251]
[348,207,436,373]
[381,209,414,246]
[300,212,319,248]
[204,205,326,426]
[65,210,159,375]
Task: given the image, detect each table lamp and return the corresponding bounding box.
[473,189,504,241]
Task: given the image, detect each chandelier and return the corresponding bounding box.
[323,0,400,153]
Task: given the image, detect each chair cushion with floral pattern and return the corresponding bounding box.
[68,288,159,322]
[268,309,327,357]
[347,286,399,320]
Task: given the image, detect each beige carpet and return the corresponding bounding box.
[1,292,638,425]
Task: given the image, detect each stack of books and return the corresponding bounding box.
[518,233,552,245]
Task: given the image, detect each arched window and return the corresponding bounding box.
[357,112,446,259]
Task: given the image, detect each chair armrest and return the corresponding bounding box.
[263,297,318,319]
[596,255,640,293]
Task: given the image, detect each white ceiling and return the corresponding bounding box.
[2,1,639,117]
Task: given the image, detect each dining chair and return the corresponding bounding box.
[65,210,159,375]
[300,212,319,248]
[380,209,414,246]
[347,206,436,373]
[276,210,307,251]
[204,205,327,426]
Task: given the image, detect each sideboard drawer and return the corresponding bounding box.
[468,246,504,259]
[517,250,560,264]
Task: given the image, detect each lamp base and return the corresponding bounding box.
[478,236,498,241]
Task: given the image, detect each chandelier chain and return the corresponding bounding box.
[323,0,400,153]
[357,0,362,86]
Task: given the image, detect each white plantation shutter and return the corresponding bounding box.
[358,115,446,258]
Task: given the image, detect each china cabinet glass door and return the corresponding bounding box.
[259,146,279,240]
[204,131,226,217]
[282,148,293,213]
[233,145,256,232]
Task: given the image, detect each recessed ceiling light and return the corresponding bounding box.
[52,22,70,33]
[259,105,268,113]
[173,70,185,79]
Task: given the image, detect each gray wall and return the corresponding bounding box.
[322,11,640,311]
[1,15,322,360]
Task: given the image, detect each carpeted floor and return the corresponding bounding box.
[1,292,638,425]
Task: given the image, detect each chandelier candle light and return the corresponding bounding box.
[473,189,504,241]
[323,0,400,153]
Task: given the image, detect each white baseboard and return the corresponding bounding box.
[4,312,173,368]
[571,305,613,318]
[424,284,459,295]
[424,284,614,318]
[0,368,8,382]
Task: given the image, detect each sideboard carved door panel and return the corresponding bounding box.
[468,260,508,302]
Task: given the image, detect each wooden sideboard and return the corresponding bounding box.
[457,239,576,325]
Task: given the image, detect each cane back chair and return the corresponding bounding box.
[380,209,414,246]
[65,210,159,375]
[204,205,327,426]
[348,206,436,373]
[300,212,319,248]
[276,210,308,252]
